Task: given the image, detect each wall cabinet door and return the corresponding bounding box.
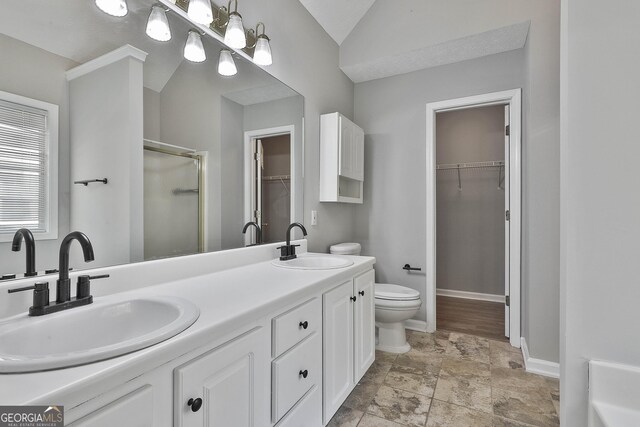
[352,126,365,181]
[174,327,270,427]
[339,116,354,179]
[322,281,354,423]
[354,269,375,382]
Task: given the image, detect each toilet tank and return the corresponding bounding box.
[329,243,361,256]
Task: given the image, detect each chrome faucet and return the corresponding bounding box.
[12,228,37,277]
[57,231,95,303]
[242,221,263,245]
[277,222,308,261]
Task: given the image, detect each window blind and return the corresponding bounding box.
[0,99,49,234]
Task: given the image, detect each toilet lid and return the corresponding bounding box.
[375,284,421,301]
[329,243,361,255]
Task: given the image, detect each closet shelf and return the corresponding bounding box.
[436,160,504,170]
[262,174,290,181]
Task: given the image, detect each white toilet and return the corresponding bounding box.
[329,243,422,354]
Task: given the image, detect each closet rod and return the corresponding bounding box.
[436,160,504,171]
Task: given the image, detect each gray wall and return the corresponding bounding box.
[560,0,640,423]
[352,1,560,363]
[0,34,77,275]
[353,49,525,329]
[436,106,505,296]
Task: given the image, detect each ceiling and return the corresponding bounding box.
[298,0,376,45]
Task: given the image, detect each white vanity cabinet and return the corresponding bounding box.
[322,269,375,423]
[320,112,365,203]
[68,386,155,427]
[174,327,270,427]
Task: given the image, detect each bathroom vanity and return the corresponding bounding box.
[0,242,375,426]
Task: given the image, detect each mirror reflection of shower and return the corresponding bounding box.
[143,140,204,260]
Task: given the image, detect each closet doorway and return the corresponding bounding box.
[426,89,521,348]
[244,126,296,245]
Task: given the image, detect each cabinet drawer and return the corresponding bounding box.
[275,385,322,427]
[272,298,321,357]
[272,332,321,422]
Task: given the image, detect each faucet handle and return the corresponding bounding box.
[8,282,50,313]
[76,274,110,299]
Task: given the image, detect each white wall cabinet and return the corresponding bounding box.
[322,270,376,423]
[320,112,365,203]
[174,327,270,427]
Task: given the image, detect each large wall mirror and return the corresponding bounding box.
[0,0,304,279]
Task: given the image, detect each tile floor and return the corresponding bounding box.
[327,330,560,427]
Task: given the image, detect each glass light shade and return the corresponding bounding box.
[187,0,213,25]
[95,0,128,17]
[253,36,272,66]
[224,13,246,49]
[184,31,206,63]
[218,50,237,76]
[146,6,171,41]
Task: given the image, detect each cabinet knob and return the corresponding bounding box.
[299,321,308,329]
[299,369,309,379]
[359,290,365,296]
[350,296,357,302]
[187,397,203,412]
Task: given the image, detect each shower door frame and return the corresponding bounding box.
[425,89,522,348]
[143,144,206,254]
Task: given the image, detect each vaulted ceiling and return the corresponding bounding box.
[297,0,376,45]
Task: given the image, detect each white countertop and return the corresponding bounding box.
[0,253,375,405]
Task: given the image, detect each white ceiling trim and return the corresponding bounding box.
[298,0,376,45]
[341,21,530,83]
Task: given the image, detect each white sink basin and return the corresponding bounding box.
[272,254,354,270]
[0,296,199,373]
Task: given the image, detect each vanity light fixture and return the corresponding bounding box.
[218,49,237,76]
[214,0,246,49]
[184,30,206,62]
[146,5,171,42]
[95,0,128,17]
[247,22,272,66]
[187,0,214,26]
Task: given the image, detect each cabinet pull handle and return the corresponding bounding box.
[299,369,309,379]
[299,321,309,329]
[359,290,365,296]
[187,397,203,412]
[350,296,357,302]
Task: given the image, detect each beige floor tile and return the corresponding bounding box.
[489,340,521,354]
[491,367,551,394]
[384,364,439,397]
[362,359,394,384]
[440,358,491,379]
[327,406,364,427]
[376,350,399,365]
[445,332,491,364]
[367,385,431,427]
[489,346,525,370]
[406,330,449,356]
[433,373,493,413]
[426,400,493,427]
[394,349,443,374]
[344,381,382,412]
[357,414,405,427]
[492,387,559,427]
[492,416,538,427]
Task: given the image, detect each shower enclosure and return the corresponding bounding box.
[143,143,204,260]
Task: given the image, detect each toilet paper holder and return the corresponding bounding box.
[402,264,421,271]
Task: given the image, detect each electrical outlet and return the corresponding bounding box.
[311,210,318,226]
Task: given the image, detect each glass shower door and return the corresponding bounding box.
[144,147,202,260]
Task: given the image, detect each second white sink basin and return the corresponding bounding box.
[272,254,354,270]
[0,296,199,373]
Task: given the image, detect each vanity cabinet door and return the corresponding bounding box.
[68,386,154,427]
[354,269,375,382]
[174,327,270,427]
[322,281,354,424]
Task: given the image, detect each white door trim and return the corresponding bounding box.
[425,89,522,348]
[244,125,296,246]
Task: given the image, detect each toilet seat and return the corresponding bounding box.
[375,284,420,301]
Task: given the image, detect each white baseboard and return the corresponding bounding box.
[436,288,505,303]
[521,337,560,378]
[404,319,428,332]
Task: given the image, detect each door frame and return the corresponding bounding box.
[243,125,296,245]
[425,89,522,348]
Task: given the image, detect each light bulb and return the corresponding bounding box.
[95,0,128,17]
[218,49,237,76]
[146,5,171,42]
[187,0,213,25]
[184,31,206,63]
[224,13,246,49]
[253,35,272,66]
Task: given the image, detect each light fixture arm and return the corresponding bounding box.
[246,22,268,48]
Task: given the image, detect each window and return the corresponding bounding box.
[0,90,58,242]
